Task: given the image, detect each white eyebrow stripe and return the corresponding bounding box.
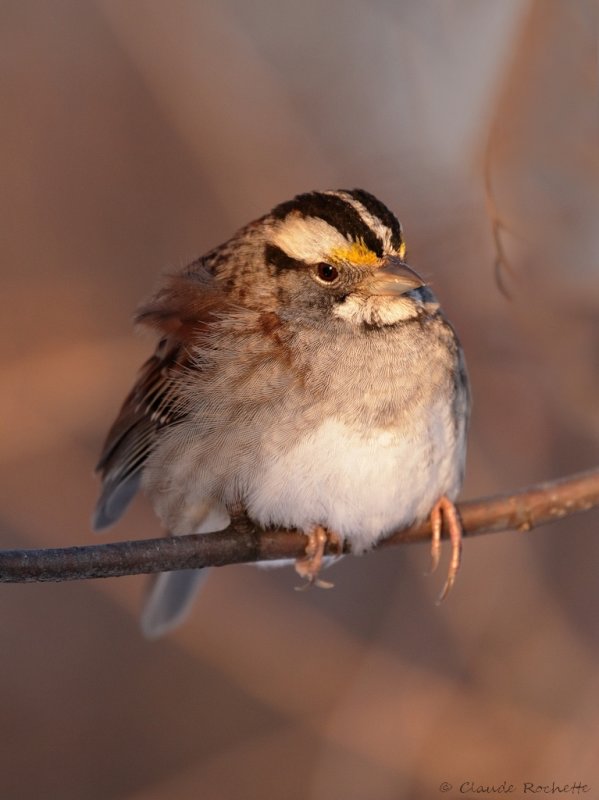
[271,215,350,263]
[325,191,393,251]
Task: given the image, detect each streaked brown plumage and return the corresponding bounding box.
[94,189,470,636]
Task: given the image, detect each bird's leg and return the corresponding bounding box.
[295,525,342,590]
[428,502,443,576]
[428,496,463,603]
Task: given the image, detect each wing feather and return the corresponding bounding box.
[93,265,227,530]
[93,341,185,529]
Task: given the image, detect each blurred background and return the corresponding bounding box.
[1,1,598,797]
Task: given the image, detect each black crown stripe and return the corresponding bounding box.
[345,189,402,251]
[272,191,384,258]
[264,243,304,271]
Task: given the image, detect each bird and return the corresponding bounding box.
[93,189,470,637]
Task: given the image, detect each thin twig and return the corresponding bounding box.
[0,467,598,584]
[484,137,518,300]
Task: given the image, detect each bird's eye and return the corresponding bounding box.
[315,263,339,283]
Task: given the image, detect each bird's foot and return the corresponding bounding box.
[428,496,463,602]
[295,525,342,590]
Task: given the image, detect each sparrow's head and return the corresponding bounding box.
[237,189,434,327]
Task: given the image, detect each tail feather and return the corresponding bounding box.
[141,569,209,639]
[92,473,141,531]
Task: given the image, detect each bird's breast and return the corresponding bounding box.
[245,396,464,551]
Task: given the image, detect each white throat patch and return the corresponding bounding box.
[333,294,424,326]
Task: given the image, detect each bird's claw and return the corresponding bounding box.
[294,525,342,590]
[427,496,463,602]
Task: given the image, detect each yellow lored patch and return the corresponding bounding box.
[330,240,379,266]
[330,239,407,265]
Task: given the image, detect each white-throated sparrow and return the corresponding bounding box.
[94,189,470,637]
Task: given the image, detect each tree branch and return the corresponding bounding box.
[1,467,598,583]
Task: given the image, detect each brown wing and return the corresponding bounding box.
[93,338,186,530]
[93,265,227,530]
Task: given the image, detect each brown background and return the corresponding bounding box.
[1,1,598,798]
